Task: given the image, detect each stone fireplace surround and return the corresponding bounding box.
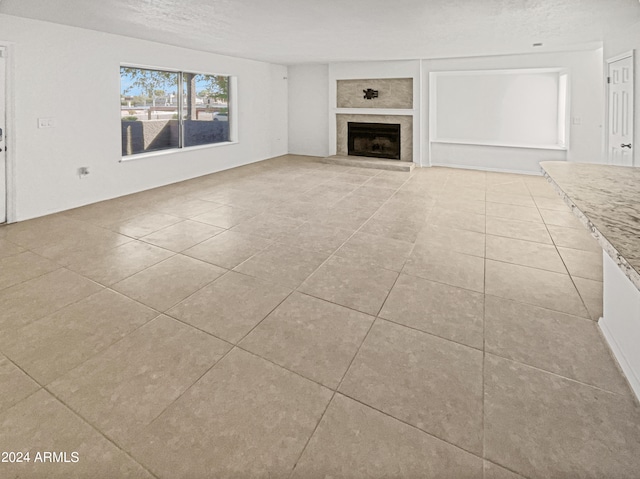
[334,77,414,163]
[337,78,413,109]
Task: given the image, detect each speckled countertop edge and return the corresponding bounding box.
[540,166,640,291]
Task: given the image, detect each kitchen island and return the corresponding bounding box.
[540,161,640,400]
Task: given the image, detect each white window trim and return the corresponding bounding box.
[119,140,239,163]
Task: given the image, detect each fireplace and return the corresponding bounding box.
[347,122,401,160]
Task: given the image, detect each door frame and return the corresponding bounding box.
[0,42,15,224]
[605,50,635,166]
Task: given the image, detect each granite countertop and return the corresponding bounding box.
[540,161,640,290]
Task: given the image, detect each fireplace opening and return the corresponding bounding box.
[347,122,401,160]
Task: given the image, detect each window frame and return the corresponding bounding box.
[119,63,237,161]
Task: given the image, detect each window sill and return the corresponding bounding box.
[120,140,239,162]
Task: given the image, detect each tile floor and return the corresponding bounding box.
[0,155,639,478]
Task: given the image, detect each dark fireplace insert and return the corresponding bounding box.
[347,122,401,160]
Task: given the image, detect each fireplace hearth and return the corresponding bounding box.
[347,122,401,160]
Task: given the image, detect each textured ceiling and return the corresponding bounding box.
[1,0,639,64]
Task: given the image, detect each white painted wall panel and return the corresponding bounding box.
[433,71,562,147]
[287,64,329,157]
[423,49,604,171]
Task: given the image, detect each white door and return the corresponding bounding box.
[0,47,6,223]
[608,54,635,166]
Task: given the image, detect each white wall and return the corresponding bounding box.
[287,64,329,157]
[603,20,640,167]
[432,70,564,147]
[286,51,603,174]
[0,14,288,221]
[288,60,423,160]
[269,67,289,157]
[422,49,604,172]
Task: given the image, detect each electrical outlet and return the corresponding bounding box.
[38,118,56,128]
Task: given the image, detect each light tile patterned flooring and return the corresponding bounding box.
[0,155,639,478]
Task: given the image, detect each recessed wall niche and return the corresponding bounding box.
[337,78,413,109]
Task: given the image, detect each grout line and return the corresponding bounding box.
[81,249,182,289]
[0,267,109,328]
[235,346,332,392]
[130,343,239,442]
[136,223,226,248]
[148,266,234,312]
[1,159,630,477]
[484,351,632,397]
[397,266,485,295]
[335,319,378,393]
[528,188,597,319]
[0,256,64,293]
[481,178,488,465]
[0,286,160,362]
[376,309,483,351]
[483,255,571,276]
[110,259,229,313]
[288,307,380,478]
[374,270,402,318]
[156,311,235,348]
[287,392,335,479]
[483,459,535,479]
[42,386,161,479]
[482,207,487,461]
[336,390,484,459]
[290,290,377,317]
[234,289,296,344]
[269,171,416,300]
[0,356,47,404]
[0,354,162,479]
